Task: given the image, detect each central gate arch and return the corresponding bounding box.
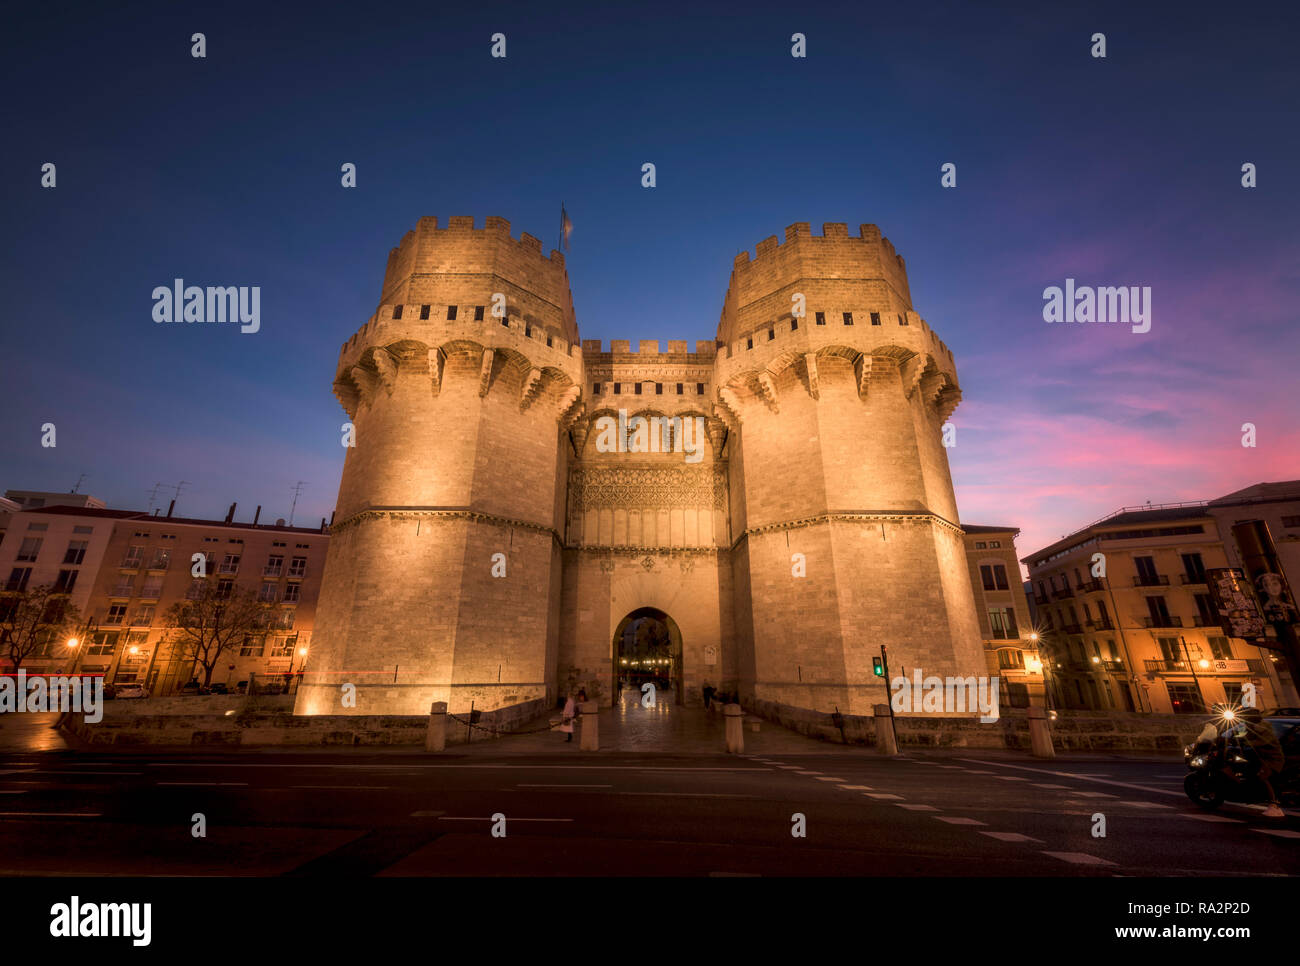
[612,607,684,706]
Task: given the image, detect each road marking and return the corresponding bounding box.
[517,783,612,788]
[437,816,573,822]
[895,804,939,812]
[1253,829,1300,839]
[794,771,822,776]
[958,759,1184,800]
[1181,813,1243,823]
[1118,801,1173,809]
[838,785,873,791]
[981,831,1043,843]
[814,777,846,782]
[0,811,102,818]
[935,817,985,826]
[1030,783,1068,789]
[0,770,36,777]
[1072,792,1118,799]
[991,776,1028,781]
[936,766,967,770]
[863,793,903,800]
[963,770,996,775]
[1041,851,1116,866]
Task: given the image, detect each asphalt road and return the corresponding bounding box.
[1,746,1296,876]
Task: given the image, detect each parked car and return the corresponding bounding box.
[179,680,205,695]
[114,684,149,699]
[208,683,229,695]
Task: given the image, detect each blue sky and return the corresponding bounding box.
[3,0,1297,559]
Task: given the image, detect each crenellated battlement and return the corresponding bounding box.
[579,339,718,358]
[379,215,577,344]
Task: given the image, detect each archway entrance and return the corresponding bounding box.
[612,607,684,707]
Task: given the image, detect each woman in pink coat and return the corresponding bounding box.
[560,693,576,742]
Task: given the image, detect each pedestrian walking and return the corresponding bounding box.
[560,692,576,742]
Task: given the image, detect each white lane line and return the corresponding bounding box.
[293,785,393,790]
[981,831,1043,843]
[1118,801,1173,809]
[518,783,612,788]
[957,759,1184,799]
[1072,792,1118,799]
[0,812,102,818]
[935,817,985,826]
[1041,851,1116,866]
[814,777,846,782]
[156,781,248,787]
[1030,784,1069,790]
[895,804,939,812]
[863,793,903,800]
[0,770,36,777]
[1253,828,1300,839]
[794,771,823,776]
[838,785,873,791]
[1182,813,1243,823]
[438,816,573,822]
[991,776,1028,782]
[963,770,996,775]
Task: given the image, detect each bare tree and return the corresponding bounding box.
[163,579,268,687]
[0,584,81,672]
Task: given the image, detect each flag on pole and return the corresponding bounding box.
[560,204,573,252]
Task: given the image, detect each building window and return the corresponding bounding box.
[676,383,683,394]
[655,383,663,395]
[843,312,853,325]
[980,564,1010,591]
[112,576,135,597]
[768,328,775,340]
[1167,682,1203,714]
[696,383,704,395]
[105,604,127,625]
[240,634,265,657]
[270,636,295,657]
[593,382,601,395]
[148,548,171,570]
[186,579,205,600]
[6,568,32,592]
[1208,636,1232,660]
[974,541,986,549]
[870,312,881,326]
[140,577,164,599]
[613,383,621,394]
[474,305,485,321]
[220,553,241,575]
[988,607,1019,640]
[216,579,234,599]
[282,583,301,603]
[447,305,458,320]
[259,582,279,603]
[17,537,44,561]
[73,525,93,535]
[276,609,296,630]
[814,312,825,325]
[121,545,144,568]
[790,318,798,331]
[997,648,1025,669]
[392,305,403,320]
[132,605,155,626]
[988,540,1001,549]
[1181,552,1206,582]
[898,314,907,326]
[635,383,642,395]
[419,304,430,320]
[264,555,283,577]
[53,569,78,593]
[87,631,118,656]
[288,556,307,578]
[746,337,753,349]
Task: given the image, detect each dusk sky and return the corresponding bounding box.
[3,1,1297,569]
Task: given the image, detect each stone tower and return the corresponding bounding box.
[301,216,988,722]
[714,222,984,715]
[296,216,583,716]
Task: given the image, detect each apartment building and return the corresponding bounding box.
[962,525,1043,706]
[0,504,329,693]
[1024,500,1288,715]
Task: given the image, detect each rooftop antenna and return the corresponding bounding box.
[173,480,191,514]
[71,473,88,494]
[289,481,308,527]
[146,482,169,514]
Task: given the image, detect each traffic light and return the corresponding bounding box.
[872,655,885,677]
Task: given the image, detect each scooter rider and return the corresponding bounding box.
[1232,709,1286,818]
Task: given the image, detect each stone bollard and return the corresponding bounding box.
[1028,705,1055,758]
[724,703,744,754]
[873,703,898,756]
[579,700,599,751]
[426,701,448,752]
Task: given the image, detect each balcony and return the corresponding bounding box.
[1086,617,1115,631]
[263,566,283,578]
[1052,587,1075,601]
[218,563,240,575]
[110,583,135,598]
[287,566,307,579]
[1142,615,1183,628]
[1133,574,1170,587]
[1061,623,1084,635]
[1079,578,1104,593]
[1145,658,1266,675]
[1180,573,1207,585]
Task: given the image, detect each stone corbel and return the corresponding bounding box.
[428,348,446,396]
[333,378,359,419]
[569,415,592,453]
[557,385,583,430]
[478,348,496,398]
[715,389,743,429]
[756,372,780,413]
[903,352,931,399]
[372,347,399,395]
[936,386,963,423]
[520,366,543,411]
[803,352,820,401]
[350,365,380,407]
[704,417,729,459]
